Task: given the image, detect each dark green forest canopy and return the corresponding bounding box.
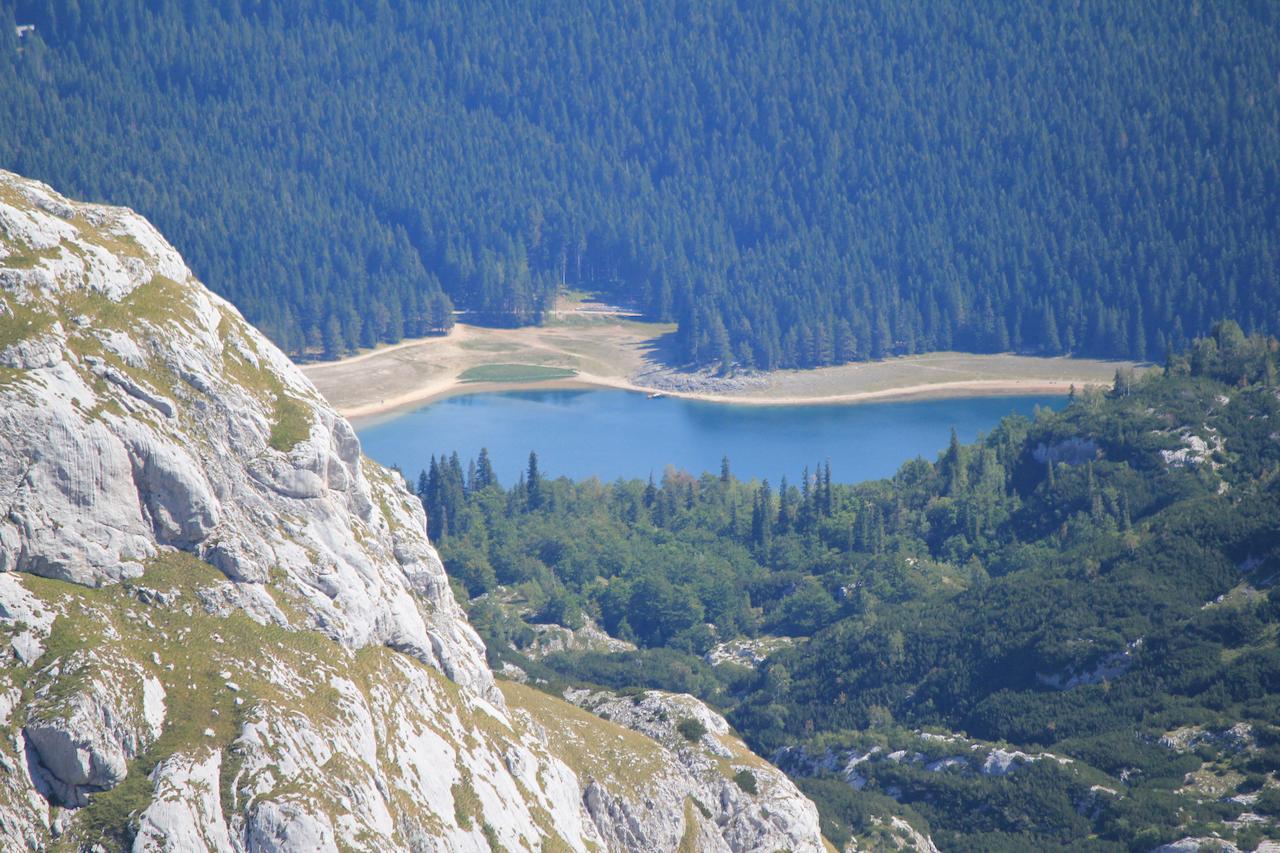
[428,325,1280,848]
[3,1,1278,366]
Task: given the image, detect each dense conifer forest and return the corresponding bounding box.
[421,324,1280,849]
[3,1,1278,366]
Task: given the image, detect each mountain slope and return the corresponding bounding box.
[4,1,1278,365]
[0,170,825,851]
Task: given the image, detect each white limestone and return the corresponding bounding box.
[524,618,638,659]
[133,752,236,853]
[24,651,165,807]
[569,689,826,853]
[0,169,828,852]
[0,573,55,665]
[0,168,492,699]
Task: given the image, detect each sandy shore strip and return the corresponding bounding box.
[302,317,1139,422]
[341,373,1089,423]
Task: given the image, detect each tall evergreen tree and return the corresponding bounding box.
[526,451,543,510]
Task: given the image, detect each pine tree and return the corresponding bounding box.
[820,461,833,517]
[777,476,794,535]
[799,465,812,531]
[943,429,967,495]
[475,447,498,490]
[751,480,774,548]
[526,451,543,510]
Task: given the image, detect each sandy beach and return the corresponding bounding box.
[301,306,1140,421]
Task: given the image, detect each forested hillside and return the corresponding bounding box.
[3,1,1278,366]
[425,323,1280,849]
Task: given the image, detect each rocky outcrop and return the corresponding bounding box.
[0,562,828,851]
[1035,639,1140,690]
[1159,428,1223,468]
[1150,840,1241,853]
[24,650,166,807]
[524,618,637,659]
[566,689,826,853]
[704,636,796,669]
[780,735,1073,789]
[0,168,491,699]
[0,171,828,851]
[133,752,236,852]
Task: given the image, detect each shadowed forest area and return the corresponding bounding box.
[3,0,1277,369]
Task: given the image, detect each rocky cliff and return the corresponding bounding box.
[0,170,827,851]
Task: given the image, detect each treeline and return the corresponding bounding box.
[3,1,1278,365]
[418,324,1280,657]
[421,439,953,649]
[418,323,1280,848]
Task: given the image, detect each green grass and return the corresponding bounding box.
[458,363,577,383]
[0,295,54,350]
[2,243,61,269]
[452,769,481,829]
[89,274,199,333]
[269,392,311,452]
[0,366,31,388]
[499,681,667,790]
[72,215,149,262]
[218,318,313,454]
[677,799,700,853]
[19,555,253,849]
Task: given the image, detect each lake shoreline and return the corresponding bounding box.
[302,317,1136,424]
[346,371,1087,425]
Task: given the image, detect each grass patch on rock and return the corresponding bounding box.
[499,681,666,791]
[217,313,313,453]
[0,295,54,350]
[89,274,199,333]
[452,768,482,830]
[269,392,311,452]
[17,553,341,848]
[1,243,61,269]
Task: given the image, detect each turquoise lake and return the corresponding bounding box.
[355,390,1062,485]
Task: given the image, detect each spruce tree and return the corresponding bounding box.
[526,451,543,510]
[476,447,498,491]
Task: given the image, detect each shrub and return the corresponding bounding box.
[733,769,758,795]
[677,717,707,743]
[1254,786,1280,817]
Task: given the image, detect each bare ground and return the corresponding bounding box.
[301,309,1142,421]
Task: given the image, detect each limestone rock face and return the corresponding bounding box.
[133,752,237,852]
[0,171,828,852]
[566,689,826,853]
[24,649,166,807]
[0,169,491,699]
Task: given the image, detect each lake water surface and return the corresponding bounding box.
[355,390,1062,485]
